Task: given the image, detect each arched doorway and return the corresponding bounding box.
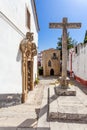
[50,69,54,76]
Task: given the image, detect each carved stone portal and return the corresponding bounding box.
[20,32,37,103]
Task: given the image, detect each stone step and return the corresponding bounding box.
[55,86,76,96]
[49,111,87,121]
[48,86,87,122]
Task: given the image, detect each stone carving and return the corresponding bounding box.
[20,32,37,103]
[26,32,34,42]
[31,42,37,57]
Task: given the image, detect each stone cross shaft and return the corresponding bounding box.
[49,17,81,80]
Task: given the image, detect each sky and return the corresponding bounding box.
[35,0,87,52]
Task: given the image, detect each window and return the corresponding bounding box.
[51,53,58,60]
[53,53,56,57]
[26,8,30,29]
[75,46,77,54]
[48,60,51,67]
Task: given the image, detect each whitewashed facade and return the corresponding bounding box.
[38,52,42,67]
[0,0,39,107]
[67,43,87,86]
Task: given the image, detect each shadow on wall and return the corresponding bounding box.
[16,47,21,62]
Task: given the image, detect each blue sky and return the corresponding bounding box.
[35,0,87,52]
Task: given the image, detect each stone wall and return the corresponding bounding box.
[42,48,60,76]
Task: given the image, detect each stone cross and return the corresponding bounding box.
[49,17,81,88]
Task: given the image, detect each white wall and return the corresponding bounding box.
[0,0,38,94]
[0,0,27,34]
[0,17,22,94]
[67,44,87,80]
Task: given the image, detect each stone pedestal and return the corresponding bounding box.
[56,76,76,96]
[55,85,76,96]
[59,76,70,89]
[49,87,87,122]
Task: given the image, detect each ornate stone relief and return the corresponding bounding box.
[20,32,37,103]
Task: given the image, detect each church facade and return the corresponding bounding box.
[0,0,39,107]
[42,49,60,76]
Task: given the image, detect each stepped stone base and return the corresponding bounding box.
[48,86,87,121]
[55,86,76,96]
[49,110,87,121]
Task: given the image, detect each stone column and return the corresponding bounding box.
[49,17,81,89]
[59,19,68,88]
[30,60,34,90]
[25,58,28,94]
[62,19,67,78]
[22,53,27,103]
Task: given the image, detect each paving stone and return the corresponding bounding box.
[49,85,87,121]
[1,77,87,130]
[37,86,50,128]
[0,81,44,128]
[50,122,68,130]
[17,128,36,130]
[67,123,86,130]
[0,128,16,130]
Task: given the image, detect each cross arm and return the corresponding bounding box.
[49,23,81,29]
[49,23,63,28]
[67,23,81,28]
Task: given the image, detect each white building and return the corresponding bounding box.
[67,43,87,86]
[38,52,42,67]
[0,0,39,107]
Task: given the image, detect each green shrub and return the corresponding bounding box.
[38,67,43,75]
[35,78,39,85]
